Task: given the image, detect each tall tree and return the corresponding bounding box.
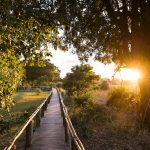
[25,61,60,83]
[63,64,100,97]
[0,50,23,111]
[55,0,150,127]
[0,0,64,110]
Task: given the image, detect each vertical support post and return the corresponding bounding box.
[63,112,65,125]
[12,143,16,150]
[71,139,76,150]
[26,120,33,148]
[48,96,50,104]
[41,105,45,117]
[36,110,41,127]
[64,119,69,143]
[60,104,63,117]
[44,101,48,110]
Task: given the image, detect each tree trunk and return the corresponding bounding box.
[139,66,150,128]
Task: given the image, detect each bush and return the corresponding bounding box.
[73,94,94,107]
[107,87,137,109]
[35,88,42,95]
[70,102,110,137]
[100,80,109,90]
[66,92,110,137]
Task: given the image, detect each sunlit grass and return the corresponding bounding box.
[0,91,49,149]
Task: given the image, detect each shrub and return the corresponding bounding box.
[67,91,110,137]
[35,88,42,95]
[107,87,137,109]
[73,94,94,107]
[70,102,110,137]
[100,80,110,90]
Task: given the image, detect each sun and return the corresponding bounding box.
[117,68,141,81]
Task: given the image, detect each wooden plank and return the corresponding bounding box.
[6,92,52,150]
[25,120,33,147]
[26,88,69,150]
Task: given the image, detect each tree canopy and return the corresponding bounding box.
[56,0,150,69]
[25,61,60,84]
[54,0,150,125]
[0,0,63,110]
[0,50,23,110]
[2,1,150,68]
[63,64,100,97]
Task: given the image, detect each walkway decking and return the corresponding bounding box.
[27,88,69,150]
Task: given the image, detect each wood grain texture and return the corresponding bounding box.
[26,88,69,150]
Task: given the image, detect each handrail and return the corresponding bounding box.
[57,89,85,150]
[4,91,52,150]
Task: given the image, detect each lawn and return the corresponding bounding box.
[0,91,50,149]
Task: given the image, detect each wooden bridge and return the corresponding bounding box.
[5,88,84,150]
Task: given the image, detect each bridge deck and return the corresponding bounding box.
[27,88,69,150]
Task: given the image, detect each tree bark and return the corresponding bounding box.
[139,74,150,128]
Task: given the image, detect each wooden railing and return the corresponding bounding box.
[57,90,85,150]
[4,91,52,150]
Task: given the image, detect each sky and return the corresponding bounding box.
[49,48,141,81]
[49,48,121,79]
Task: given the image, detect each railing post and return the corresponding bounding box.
[60,102,63,117]
[71,139,76,150]
[64,119,69,143]
[45,101,48,110]
[48,96,50,104]
[36,110,41,127]
[12,143,16,150]
[25,120,33,148]
[41,105,45,117]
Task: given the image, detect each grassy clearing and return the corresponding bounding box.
[0,91,49,149]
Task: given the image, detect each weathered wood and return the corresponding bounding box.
[64,119,69,142]
[41,105,45,117]
[36,110,41,127]
[12,143,16,150]
[47,97,50,103]
[28,88,69,150]
[57,89,85,150]
[44,101,47,110]
[5,92,52,150]
[25,120,33,147]
[71,139,77,150]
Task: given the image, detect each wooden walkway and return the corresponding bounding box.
[27,88,69,150]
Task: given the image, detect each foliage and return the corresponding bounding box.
[55,82,63,88]
[0,0,64,111]
[0,50,24,111]
[54,0,150,125]
[107,87,139,109]
[63,64,100,97]
[57,0,150,67]
[35,76,49,86]
[35,88,42,95]
[68,94,109,137]
[100,80,110,90]
[0,1,65,62]
[25,61,60,84]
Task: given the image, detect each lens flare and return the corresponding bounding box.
[116,68,141,81]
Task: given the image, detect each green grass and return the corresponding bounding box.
[0,91,49,149]
[11,91,49,112]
